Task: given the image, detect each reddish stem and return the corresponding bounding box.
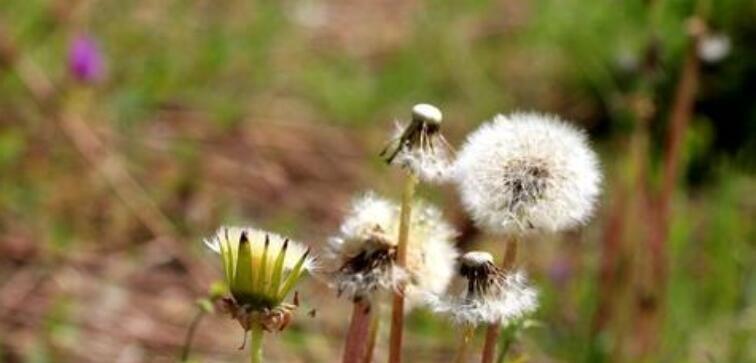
[343,300,373,363]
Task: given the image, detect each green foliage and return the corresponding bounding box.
[0,0,754,362]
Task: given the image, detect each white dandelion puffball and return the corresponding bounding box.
[322,192,458,304]
[428,251,538,326]
[453,112,601,234]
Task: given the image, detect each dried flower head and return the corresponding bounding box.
[380,103,454,183]
[204,226,313,332]
[429,251,538,326]
[323,192,458,305]
[453,112,601,234]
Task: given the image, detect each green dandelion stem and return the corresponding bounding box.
[179,307,207,362]
[250,323,265,363]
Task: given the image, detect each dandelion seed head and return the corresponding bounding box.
[323,192,458,305]
[381,104,454,183]
[403,199,459,308]
[453,112,601,234]
[428,251,538,326]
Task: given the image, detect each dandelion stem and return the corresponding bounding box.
[481,238,518,363]
[179,308,206,362]
[363,305,381,363]
[250,323,265,363]
[454,325,476,363]
[388,173,418,363]
[343,300,372,363]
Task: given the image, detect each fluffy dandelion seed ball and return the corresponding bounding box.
[323,192,458,305]
[429,251,538,326]
[203,226,313,332]
[453,112,601,234]
[380,103,454,183]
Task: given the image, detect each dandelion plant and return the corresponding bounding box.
[427,251,538,363]
[204,226,313,363]
[322,192,457,363]
[451,112,602,362]
[380,103,453,363]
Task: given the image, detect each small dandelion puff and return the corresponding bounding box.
[428,251,538,326]
[321,192,458,306]
[453,112,602,234]
[380,103,455,183]
[203,226,313,333]
[698,33,731,64]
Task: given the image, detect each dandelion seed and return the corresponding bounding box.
[322,192,458,305]
[380,103,454,183]
[429,251,538,326]
[453,112,602,234]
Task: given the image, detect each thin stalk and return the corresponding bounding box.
[250,323,265,363]
[638,18,702,357]
[481,238,518,363]
[387,174,418,363]
[180,309,207,362]
[343,300,372,363]
[454,325,476,363]
[495,320,521,363]
[363,305,381,363]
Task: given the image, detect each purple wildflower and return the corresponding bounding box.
[68,34,104,84]
[548,258,572,286]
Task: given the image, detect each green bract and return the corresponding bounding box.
[205,226,311,311]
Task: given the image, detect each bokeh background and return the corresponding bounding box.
[0,0,754,362]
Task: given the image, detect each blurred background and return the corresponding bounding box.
[0,0,754,362]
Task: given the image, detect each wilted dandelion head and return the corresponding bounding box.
[380,103,454,183]
[429,251,538,326]
[203,226,313,332]
[323,192,458,305]
[453,112,601,234]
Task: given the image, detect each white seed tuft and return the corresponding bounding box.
[381,104,454,183]
[452,112,602,234]
[427,254,538,326]
[321,192,458,305]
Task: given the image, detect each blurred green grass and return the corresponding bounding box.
[0,0,755,362]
